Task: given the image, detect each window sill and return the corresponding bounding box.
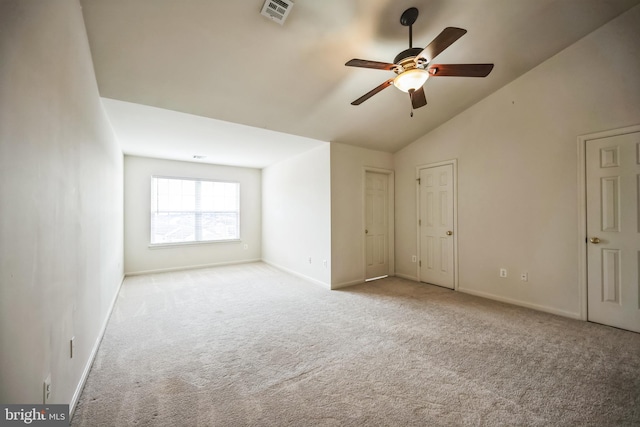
[148,239,241,249]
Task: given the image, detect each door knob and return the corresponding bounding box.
[365,229,368,234]
[589,237,600,244]
[446,231,453,236]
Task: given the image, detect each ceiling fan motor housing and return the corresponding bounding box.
[394,48,423,67]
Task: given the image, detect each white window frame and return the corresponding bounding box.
[150,175,240,247]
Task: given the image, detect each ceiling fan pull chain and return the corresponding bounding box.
[409,89,415,117]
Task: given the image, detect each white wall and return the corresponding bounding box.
[0,0,123,408]
[124,156,261,274]
[330,142,394,288]
[262,145,332,287]
[394,5,640,318]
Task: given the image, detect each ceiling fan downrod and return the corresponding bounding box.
[400,7,419,49]
[409,19,413,48]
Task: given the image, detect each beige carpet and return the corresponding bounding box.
[72,262,640,426]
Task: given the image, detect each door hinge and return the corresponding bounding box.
[419,260,422,267]
[419,219,421,226]
[416,178,421,184]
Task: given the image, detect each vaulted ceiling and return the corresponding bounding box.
[81,0,640,163]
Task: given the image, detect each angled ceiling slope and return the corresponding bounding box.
[82,0,640,154]
[102,98,327,169]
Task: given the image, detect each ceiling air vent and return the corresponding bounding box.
[260,0,293,25]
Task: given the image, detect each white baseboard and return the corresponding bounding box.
[262,259,331,289]
[331,279,364,290]
[124,259,262,277]
[457,287,581,320]
[69,273,125,417]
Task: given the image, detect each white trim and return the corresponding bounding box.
[70,274,125,417]
[415,159,459,290]
[148,239,242,249]
[124,259,261,277]
[362,167,395,282]
[458,287,581,320]
[262,259,331,289]
[576,124,640,322]
[331,279,365,290]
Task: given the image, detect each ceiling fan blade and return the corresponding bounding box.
[351,79,394,105]
[410,87,427,109]
[428,63,494,77]
[345,59,396,71]
[416,27,467,63]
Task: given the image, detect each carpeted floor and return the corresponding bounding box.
[71,262,640,426]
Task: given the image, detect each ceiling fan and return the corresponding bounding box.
[345,7,494,115]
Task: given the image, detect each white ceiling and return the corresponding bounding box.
[82,0,640,167]
[102,98,326,168]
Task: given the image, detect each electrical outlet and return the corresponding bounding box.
[243,244,248,250]
[323,260,328,268]
[521,272,528,282]
[412,255,417,263]
[43,374,51,404]
[499,268,507,278]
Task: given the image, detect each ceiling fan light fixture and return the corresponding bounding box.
[393,68,429,92]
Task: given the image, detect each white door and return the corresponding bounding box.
[365,172,389,280]
[586,131,640,333]
[419,164,455,289]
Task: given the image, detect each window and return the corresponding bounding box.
[150,176,240,245]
